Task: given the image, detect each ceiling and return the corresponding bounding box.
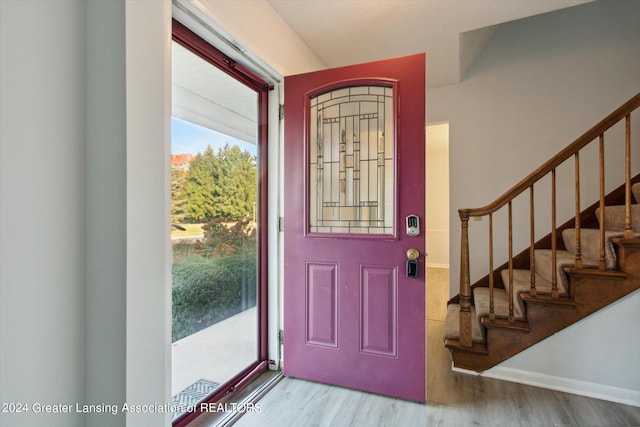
[172,41,258,144]
[266,0,592,87]
[171,0,592,147]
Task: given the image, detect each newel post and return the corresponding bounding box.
[459,210,472,347]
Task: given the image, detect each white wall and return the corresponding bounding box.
[485,293,640,406]
[428,1,640,402]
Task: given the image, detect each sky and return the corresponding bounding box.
[171,116,256,156]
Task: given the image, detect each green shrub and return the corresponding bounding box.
[172,252,257,342]
[172,239,198,262]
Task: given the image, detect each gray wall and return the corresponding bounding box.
[429,1,640,398]
[0,1,171,426]
[85,1,127,425]
[1,2,86,426]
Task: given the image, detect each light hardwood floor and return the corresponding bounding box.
[226,268,640,426]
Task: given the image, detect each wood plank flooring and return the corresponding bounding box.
[204,268,640,426]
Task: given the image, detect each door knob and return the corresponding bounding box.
[406,248,420,261]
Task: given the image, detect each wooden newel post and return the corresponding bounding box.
[459,211,472,347]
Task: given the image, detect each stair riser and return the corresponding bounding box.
[617,239,640,278]
[565,272,634,321]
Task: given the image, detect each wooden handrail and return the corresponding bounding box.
[458,92,640,218]
[457,92,640,348]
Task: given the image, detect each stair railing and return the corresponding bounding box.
[457,92,640,348]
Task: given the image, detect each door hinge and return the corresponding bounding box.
[278,216,284,232]
[279,104,284,120]
[278,329,284,345]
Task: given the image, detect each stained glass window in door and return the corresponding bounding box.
[309,85,395,235]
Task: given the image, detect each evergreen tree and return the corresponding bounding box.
[183,146,218,222]
[179,143,257,223]
[214,144,257,220]
[171,153,194,223]
[171,166,188,223]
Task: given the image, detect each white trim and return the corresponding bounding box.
[172,0,282,86]
[267,83,283,369]
[126,0,173,424]
[453,365,640,407]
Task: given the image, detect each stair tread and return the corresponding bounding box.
[500,268,565,317]
[534,249,598,290]
[502,268,563,295]
[520,293,576,306]
[481,317,530,332]
[563,267,627,279]
[562,228,628,269]
[444,338,489,355]
[444,303,485,344]
[474,287,525,321]
[595,204,640,233]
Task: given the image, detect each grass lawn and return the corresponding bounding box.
[171,223,205,238]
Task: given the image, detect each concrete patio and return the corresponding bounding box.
[172,307,258,395]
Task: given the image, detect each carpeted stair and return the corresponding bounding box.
[444,182,640,367]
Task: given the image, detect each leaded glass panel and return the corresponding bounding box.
[309,85,394,235]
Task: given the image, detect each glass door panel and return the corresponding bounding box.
[170,40,259,421]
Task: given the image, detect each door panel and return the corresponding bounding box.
[284,54,426,402]
[360,265,397,356]
[306,262,339,347]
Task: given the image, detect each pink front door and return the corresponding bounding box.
[283,54,426,402]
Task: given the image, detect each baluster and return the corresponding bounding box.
[529,185,536,296]
[551,168,559,298]
[508,201,514,322]
[489,213,495,321]
[574,152,582,268]
[459,212,472,347]
[599,134,606,270]
[624,114,633,238]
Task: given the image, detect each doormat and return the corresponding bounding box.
[172,378,219,421]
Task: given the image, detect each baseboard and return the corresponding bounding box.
[478,366,640,408]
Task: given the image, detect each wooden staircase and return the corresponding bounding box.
[444,93,640,372]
